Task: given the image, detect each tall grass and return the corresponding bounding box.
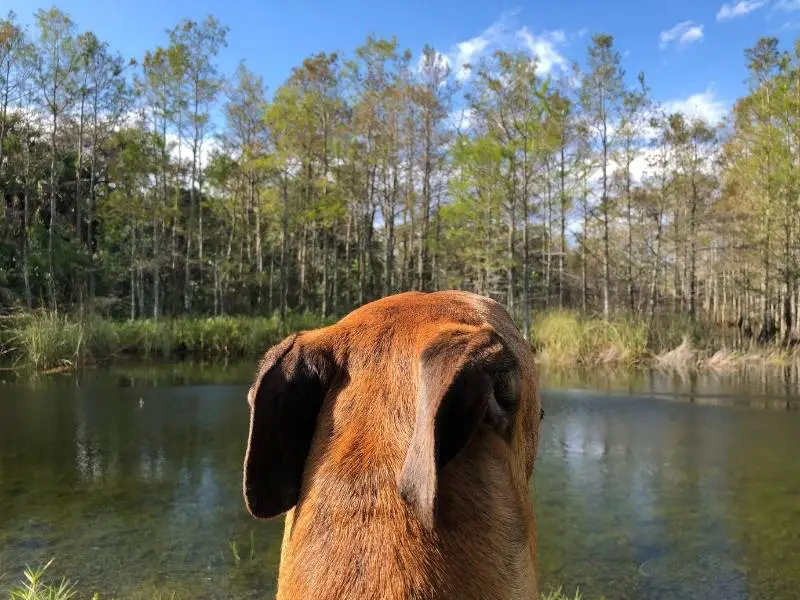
[2,305,786,373]
[531,310,649,367]
[0,311,334,372]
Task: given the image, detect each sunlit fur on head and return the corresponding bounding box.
[242,290,543,600]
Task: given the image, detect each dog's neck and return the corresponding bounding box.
[274,430,537,600]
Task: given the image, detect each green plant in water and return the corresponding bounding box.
[229,530,257,565]
[8,558,76,600]
[249,530,256,562]
[541,586,584,600]
[229,540,241,565]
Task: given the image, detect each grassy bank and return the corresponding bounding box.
[0,311,334,372]
[531,309,800,373]
[0,308,791,374]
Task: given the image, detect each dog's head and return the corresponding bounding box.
[242,291,541,531]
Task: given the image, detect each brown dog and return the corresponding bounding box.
[243,290,542,599]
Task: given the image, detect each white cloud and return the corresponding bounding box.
[449,11,517,82]
[662,85,728,125]
[659,21,705,50]
[681,26,705,43]
[716,0,765,21]
[453,37,490,82]
[445,10,571,83]
[775,0,800,11]
[516,27,568,75]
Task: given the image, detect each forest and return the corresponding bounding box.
[1,7,799,363]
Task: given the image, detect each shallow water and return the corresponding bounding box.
[1,362,799,599]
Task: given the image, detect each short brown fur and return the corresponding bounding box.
[243,290,542,599]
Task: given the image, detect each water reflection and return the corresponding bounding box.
[0,365,798,599]
[536,389,800,599]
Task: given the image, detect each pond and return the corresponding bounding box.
[1,362,799,599]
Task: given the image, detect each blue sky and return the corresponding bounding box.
[6,0,800,124]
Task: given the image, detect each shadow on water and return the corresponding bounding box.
[0,361,799,599]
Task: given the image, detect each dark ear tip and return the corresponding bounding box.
[243,487,267,519]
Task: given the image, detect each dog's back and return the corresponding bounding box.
[243,291,542,599]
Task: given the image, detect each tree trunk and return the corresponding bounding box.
[522,167,531,340]
[581,177,589,313]
[75,89,85,245]
[332,226,339,316]
[507,159,517,319]
[559,145,567,309]
[418,114,432,291]
[22,133,33,308]
[280,170,289,320]
[783,196,793,344]
[544,161,552,309]
[689,176,698,322]
[130,223,137,320]
[0,60,10,179]
[322,227,329,317]
[345,212,352,311]
[48,108,58,311]
[268,248,275,315]
[601,126,611,320]
[626,154,635,313]
[383,166,398,298]
[299,223,308,309]
[433,192,442,292]
[254,177,263,303]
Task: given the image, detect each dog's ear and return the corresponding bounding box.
[398,325,520,530]
[243,332,334,519]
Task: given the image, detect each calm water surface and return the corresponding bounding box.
[1,362,799,599]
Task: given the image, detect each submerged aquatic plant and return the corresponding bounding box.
[229,530,257,565]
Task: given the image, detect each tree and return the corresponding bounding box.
[666,113,716,322]
[0,11,28,189]
[580,33,626,320]
[222,61,270,305]
[467,50,555,338]
[413,45,454,292]
[30,7,80,309]
[166,16,228,310]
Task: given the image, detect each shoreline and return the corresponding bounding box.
[1,310,798,376]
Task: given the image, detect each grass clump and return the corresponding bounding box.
[531,310,648,367]
[6,559,78,600]
[1,312,89,373]
[541,586,584,600]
